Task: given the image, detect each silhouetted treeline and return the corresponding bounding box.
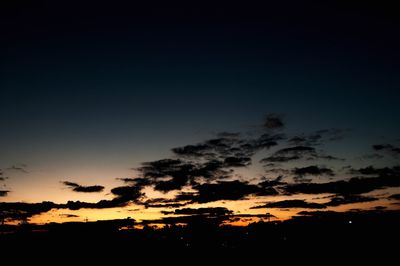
[1,211,399,261]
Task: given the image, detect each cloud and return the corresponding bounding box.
[110,186,143,202]
[142,214,228,226]
[0,201,57,222]
[223,156,251,167]
[284,169,400,195]
[361,153,384,160]
[64,198,130,210]
[264,113,285,130]
[142,211,275,227]
[388,194,400,200]
[141,131,286,193]
[258,176,286,187]
[143,198,188,208]
[117,177,151,187]
[60,214,80,218]
[7,164,28,173]
[0,190,9,197]
[145,203,187,208]
[373,144,400,157]
[61,185,144,211]
[251,199,327,209]
[217,132,241,138]
[169,207,233,216]
[0,171,7,181]
[296,210,339,216]
[325,195,378,206]
[261,146,342,165]
[172,133,283,161]
[62,181,105,193]
[138,155,258,192]
[176,180,261,203]
[289,128,346,146]
[277,146,316,155]
[138,159,198,192]
[0,199,130,222]
[260,155,301,163]
[350,166,400,176]
[293,166,335,177]
[260,146,316,164]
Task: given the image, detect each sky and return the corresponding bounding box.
[0,1,399,226]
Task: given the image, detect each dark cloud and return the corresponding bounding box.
[172,144,211,158]
[260,146,316,164]
[258,176,286,187]
[297,210,339,216]
[0,188,149,221]
[0,197,133,222]
[142,211,275,227]
[62,181,105,193]
[172,133,283,162]
[142,214,228,226]
[284,169,400,195]
[260,155,300,163]
[277,146,315,155]
[110,186,143,202]
[61,185,144,210]
[361,153,385,160]
[146,131,286,193]
[288,129,346,146]
[143,198,188,208]
[264,113,285,130]
[252,199,327,209]
[261,145,341,165]
[0,201,57,222]
[64,198,129,210]
[172,136,249,159]
[253,133,285,150]
[373,144,400,157]
[138,155,257,192]
[7,164,28,173]
[171,207,233,216]
[117,177,151,187]
[319,155,344,161]
[388,194,400,200]
[0,170,9,181]
[176,180,261,203]
[288,136,308,145]
[325,195,378,207]
[223,156,251,167]
[145,203,187,208]
[263,167,291,175]
[216,132,241,138]
[60,214,80,218]
[0,190,9,197]
[138,159,199,192]
[293,166,335,177]
[350,166,400,176]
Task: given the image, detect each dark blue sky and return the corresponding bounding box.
[0,1,399,186]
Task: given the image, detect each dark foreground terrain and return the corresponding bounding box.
[1,211,399,261]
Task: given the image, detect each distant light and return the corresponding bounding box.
[349,221,352,224]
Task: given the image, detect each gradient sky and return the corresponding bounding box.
[1,1,399,225]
